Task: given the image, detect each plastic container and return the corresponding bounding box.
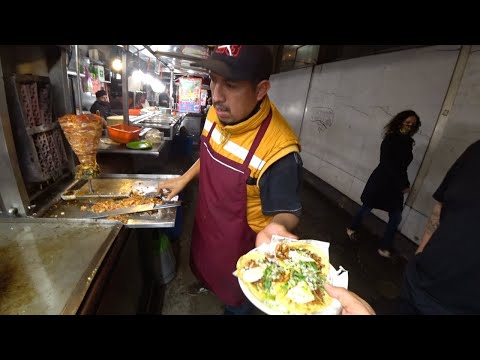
[144,129,164,143]
[153,233,176,285]
[173,133,194,156]
[107,124,142,144]
[129,108,141,116]
[163,194,183,242]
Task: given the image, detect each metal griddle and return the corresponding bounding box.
[42,174,180,228]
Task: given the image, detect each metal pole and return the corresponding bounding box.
[297,65,315,139]
[405,45,471,208]
[121,45,129,124]
[170,69,174,108]
[74,45,83,114]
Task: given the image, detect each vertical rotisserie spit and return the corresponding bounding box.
[58,114,103,180]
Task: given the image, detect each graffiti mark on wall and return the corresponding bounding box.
[310,106,335,133]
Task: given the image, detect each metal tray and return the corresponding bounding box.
[0,217,122,315]
[41,174,180,228]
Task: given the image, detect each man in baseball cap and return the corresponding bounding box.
[192,45,273,82]
[159,45,303,315]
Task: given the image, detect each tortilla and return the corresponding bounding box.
[236,241,333,314]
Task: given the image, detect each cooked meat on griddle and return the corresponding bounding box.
[85,195,164,223]
[89,195,163,213]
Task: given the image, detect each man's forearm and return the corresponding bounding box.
[271,213,299,232]
[255,212,300,247]
[182,159,200,182]
[416,201,442,254]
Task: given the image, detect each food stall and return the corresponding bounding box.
[129,110,184,141]
[0,45,197,314]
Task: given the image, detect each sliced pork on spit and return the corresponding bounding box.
[58,113,103,179]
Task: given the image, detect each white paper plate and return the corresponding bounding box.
[237,237,348,315]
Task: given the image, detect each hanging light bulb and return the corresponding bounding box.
[112,58,122,72]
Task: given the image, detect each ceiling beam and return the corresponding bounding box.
[151,50,205,63]
[143,45,172,70]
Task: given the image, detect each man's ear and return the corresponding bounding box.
[256,80,271,101]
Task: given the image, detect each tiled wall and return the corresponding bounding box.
[270,45,480,244]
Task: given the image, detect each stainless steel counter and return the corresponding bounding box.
[0,217,122,315]
[41,174,180,228]
[131,113,184,140]
[98,138,166,156]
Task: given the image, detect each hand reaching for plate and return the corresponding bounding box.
[324,283,375,315]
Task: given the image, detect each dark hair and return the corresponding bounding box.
[95,89,107,98]
[383,110,421,138]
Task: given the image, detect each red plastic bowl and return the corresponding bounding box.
[107,124,142,144]
[129,108,141,116]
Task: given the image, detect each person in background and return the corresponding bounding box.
[158,89,170,108]
[398,139,480,314]
[90,89,111,122]
[157,45,303,315]
[107,91,135,114]
[346,110,421,258]
[200,96,212,131]
[135,91,149,109]
[201,95,212,115]
[109,92,123,115]
[128,91,135,109]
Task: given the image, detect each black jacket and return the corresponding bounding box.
[360,133,413,212]
[90,101,111,119]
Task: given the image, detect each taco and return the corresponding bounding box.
[236,241,332,314]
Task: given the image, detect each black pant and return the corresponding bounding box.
[396,259,452,315]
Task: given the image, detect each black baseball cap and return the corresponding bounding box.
[192,45,273,82]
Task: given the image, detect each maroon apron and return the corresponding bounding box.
[190,111,272,306]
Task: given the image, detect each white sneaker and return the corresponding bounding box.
[377,249,392,258]
[187,283,209,296]
[346,228,358,241]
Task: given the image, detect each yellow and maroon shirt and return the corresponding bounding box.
[202,95,301,232]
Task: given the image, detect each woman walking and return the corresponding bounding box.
[347,110,421,258]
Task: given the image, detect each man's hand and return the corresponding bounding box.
[157,159,200,200]
[157,177,188,201]
[255,222,298,247]
[324,283,375,315]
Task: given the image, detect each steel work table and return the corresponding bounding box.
[0,218,122,315]
[97,138,166,156]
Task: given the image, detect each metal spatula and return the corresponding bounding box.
[86,202,181,219]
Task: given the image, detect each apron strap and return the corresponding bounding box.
[241,109,272,171]
[206,122,216,140]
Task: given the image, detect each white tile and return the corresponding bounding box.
[399,208,428,244]
[349,177,366,205]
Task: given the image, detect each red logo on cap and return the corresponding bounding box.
[216,45,242,58]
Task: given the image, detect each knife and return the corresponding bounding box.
[86,202,182,219]
[61,190,130,201]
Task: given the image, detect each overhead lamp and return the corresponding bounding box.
[112,58,122,72]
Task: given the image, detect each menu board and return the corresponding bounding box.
[178,77,202,113]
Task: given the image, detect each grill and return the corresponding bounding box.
[6,74,69,183]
